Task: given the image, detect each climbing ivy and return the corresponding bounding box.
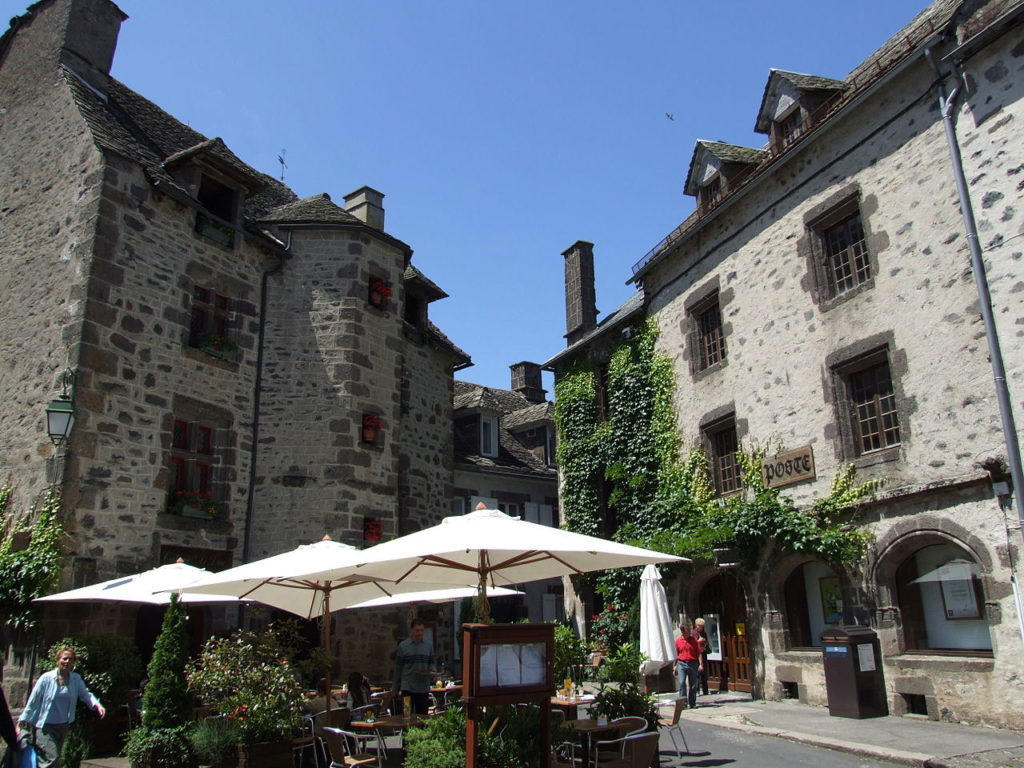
[0,485,65,631]
[553,319,879,611]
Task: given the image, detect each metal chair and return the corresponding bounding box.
[350,703,388,760]
[321,726,378,767]
[658,697,690,757]
[592,732,660,768]
[593,716,647,764]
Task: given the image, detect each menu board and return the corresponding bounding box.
[463,624,554,703]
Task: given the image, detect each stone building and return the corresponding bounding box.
[0,0,469,692]
[453,362,561,624]
[547,0,1024,729]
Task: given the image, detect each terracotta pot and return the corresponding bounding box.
[362,426,377,443]
[369,290,383,307]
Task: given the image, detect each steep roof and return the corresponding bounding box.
[683,141,771,197]
[258,193,362,225]
[453,380,556,478]
[544,291,646,370]
[754,69,847,133]
[632,0,974,281]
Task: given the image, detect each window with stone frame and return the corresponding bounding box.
[704,416,741,496]
[836,349,901,456]
[822,209,871,296]
[168,419,223,518]
[691,291,726,372]
[595,362,610,423]
[189,285,237,361]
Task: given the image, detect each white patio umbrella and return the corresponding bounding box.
[306,506,688,620]
[174,536,461,713]
[341,585,522,610]
[639,564,676,677]
[34,559,248,605]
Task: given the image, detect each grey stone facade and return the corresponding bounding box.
[0,0,469,692]
[548,0,1024,730]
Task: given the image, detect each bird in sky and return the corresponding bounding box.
[666,113,675,120]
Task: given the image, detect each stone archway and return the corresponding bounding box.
[696,571,752,692]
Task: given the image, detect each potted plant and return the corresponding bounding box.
[196,332,237,361]
[173,490,224,520]
[368,279,392,308]
[361,414,383,444]
[187,629,306,768]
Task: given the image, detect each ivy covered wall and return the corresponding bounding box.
[553,319,878,613]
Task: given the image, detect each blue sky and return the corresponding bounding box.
[4,0,929,392]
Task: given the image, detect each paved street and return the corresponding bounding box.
[667,719,905,768]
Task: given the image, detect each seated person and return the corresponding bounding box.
[345,671,372,710]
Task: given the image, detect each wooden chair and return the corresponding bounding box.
[321,726,378,767]
[592,732,660,768]
[658,698,689,757]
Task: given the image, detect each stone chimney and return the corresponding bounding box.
[510,362,546,404]
[61,0,125,94]
[343,186,385,231]
[562,240,597,345]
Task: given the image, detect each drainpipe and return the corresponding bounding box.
[925,46,1024,541]
[242,233,290,567]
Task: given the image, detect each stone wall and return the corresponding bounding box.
[0,6,105,515]
[643,20,1024,729]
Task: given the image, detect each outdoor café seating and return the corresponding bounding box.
[658,697,690,757]
[591,731,660,768]
[321,725,379,767]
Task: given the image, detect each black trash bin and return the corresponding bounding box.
[820,625,888,718]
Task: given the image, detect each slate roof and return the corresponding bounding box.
[404,265,449,301]
[544,291,646,370]
[426,321,472,368]
[683,141,771,196]
[754,70,847,133]
[633,0,975,281]
[453,380,556,478]
[258,193,362,225]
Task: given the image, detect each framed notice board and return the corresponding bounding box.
[462,623,554,704]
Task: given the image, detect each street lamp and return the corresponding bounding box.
[45,369,76,446]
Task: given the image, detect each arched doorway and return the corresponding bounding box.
[697,572,751,693]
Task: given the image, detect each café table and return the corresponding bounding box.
[430,684,462,711]
[564,718,617,768]
[351,713,429,756]
[550,693,595,721]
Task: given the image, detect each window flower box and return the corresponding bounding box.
[197,332,237,361]
[361,414,383,444]
[368,279,393,308]
[174,490,224,519]
[196,212,236,247]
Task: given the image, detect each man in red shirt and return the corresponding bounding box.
[675,620,703,709]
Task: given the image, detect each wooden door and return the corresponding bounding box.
[698,572,751,693]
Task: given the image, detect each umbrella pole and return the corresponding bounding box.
[475,552,490,623]
[324,588,333,717]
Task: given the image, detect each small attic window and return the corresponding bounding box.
[197,175,237,222]
[699,176,723,210]
[777,108,804,149]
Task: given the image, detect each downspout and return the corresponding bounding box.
[925,46,1024,541]
[242,232,290,567]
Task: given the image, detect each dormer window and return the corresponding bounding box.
[481,415,499,457]
[195,174,238,247]
[777,108,803,148]
[700,176,723,210]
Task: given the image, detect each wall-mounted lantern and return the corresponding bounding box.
[45,369,76,446]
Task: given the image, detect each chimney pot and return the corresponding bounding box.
[343,186,385,230]
[562,240,597,345]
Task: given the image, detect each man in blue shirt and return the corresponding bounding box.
[391,619,435,716]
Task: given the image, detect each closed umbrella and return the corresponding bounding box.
[639,564,676,677]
